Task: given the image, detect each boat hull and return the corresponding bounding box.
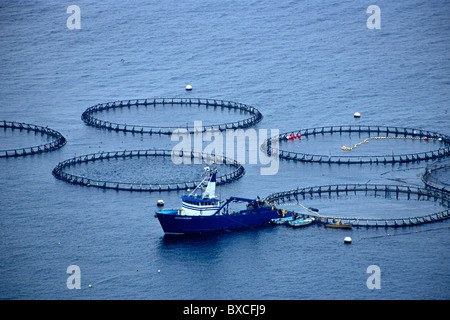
[270,216,293,225]
[156,207,281,234]
[288,218,314,227]
[325,223,352,229]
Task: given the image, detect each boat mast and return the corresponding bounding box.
[187,166,217,198]
[202,167,217,199]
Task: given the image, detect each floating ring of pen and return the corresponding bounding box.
[422,161,450,193]
[265,183,450,228]
[52,149,245,192]
[262,125,450,164]
[0,120,66,158]
[81,97,263,135]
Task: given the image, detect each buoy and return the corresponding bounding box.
[354,112,361,118]
[344,236,352,244]
[423,136,428,141]
[185,84,192,91]
[157,199,164,206]
[88,284,92,288]
[158,269,161,273]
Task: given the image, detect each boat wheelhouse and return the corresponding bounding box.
[178,167,220,216]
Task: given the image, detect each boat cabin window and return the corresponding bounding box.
[184,199,219,206]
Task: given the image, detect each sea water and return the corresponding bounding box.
[0,0,449,299]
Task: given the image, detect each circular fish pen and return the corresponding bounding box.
[265,184,450,228]
[81,98,263,135]
[422,161,450,193]
[263,125,450,164]
[52,149,245,192]
[0,120,66,157]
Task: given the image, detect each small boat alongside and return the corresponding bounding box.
[288,217,315,227]
[270,216,293,225]
[325,221,352,229]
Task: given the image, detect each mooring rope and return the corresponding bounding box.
[296,202,321,216]
[341,136,440,151]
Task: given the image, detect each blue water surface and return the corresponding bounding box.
[0,0,449,299]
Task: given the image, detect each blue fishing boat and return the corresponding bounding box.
[155,167,283,235]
